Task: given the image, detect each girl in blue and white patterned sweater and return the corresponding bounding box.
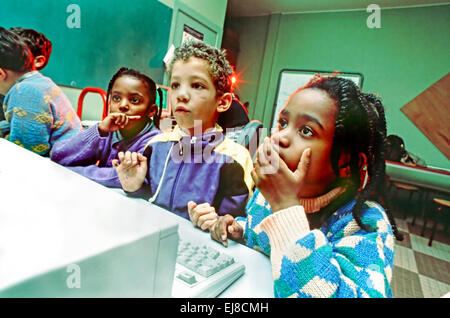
[203,76,403,298]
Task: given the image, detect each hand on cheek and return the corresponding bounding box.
[252,140,312,212]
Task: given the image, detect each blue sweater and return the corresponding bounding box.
[3,71,82,156]
[237,189,395,298]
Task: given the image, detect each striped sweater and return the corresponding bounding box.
[236,189,395,298]
[3,71,82,156]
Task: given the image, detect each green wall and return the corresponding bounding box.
[0,0,172,90]
[227,5,450,168]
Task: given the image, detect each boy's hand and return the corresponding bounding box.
[187,201,218,231]
[112,151,147,192]
[210,214,243,247]
[98,113,141,135]
[252,137,312,212]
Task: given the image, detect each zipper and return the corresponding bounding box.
[169,149,184,210]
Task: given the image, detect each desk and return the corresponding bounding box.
[0,138,273,298]
[120,192,274,298]
[386,161,450,195]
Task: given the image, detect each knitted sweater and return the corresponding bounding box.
[236,189,395,298]
[3,71,82,156]
[51,122,160,188]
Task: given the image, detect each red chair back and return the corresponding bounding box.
[77,87,108,120]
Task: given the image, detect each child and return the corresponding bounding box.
[1,27,53,136]
[208,76,402,298]
[10,27,52,71]
[51,67,162,188]
[386,134,426,167]
[112,41,254,224]
[0,27,81,156]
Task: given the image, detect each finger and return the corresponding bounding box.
[124,151,133,165]
[187,201,197,223]
[117,151,125,162]
[293,148,312,180]
[212,215,232,246]
[219,215,234,242]
[115,113,126,127]
[187,201,197,212]
[251,168,259,186]
[195,209,216,228]
[131,152,138,166]
[111,159,119,168]
[257,141,270,167]
[137,153,147,163]
[127,115,141,120]
[120,114,129,127]
[198,212,218,224]
[194,203,216,215]
[228,222,242,239]
[113,113,124,126]
[200,219,217,231]
[263,137,271,157]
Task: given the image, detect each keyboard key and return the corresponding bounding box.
[177,271,197,285]
[197,265,214,277]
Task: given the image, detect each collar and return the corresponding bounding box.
[173,124,225,156]
[176,123,223,137]
[16,71,39,83]
[112,121,154,144]
[300,186,348,214]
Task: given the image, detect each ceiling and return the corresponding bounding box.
[226,0,450,17]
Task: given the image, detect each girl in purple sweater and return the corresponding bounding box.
[50,67,162,188]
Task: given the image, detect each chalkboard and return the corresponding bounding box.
[271,69,364,129]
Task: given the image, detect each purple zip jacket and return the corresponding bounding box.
[127,125,254,220]
[50,121,160,187]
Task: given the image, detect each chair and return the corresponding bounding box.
[218,96,263,158]
[389,182,423,223]
[422,197,450,246]
[77,87,108,128]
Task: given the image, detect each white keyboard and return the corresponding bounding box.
[171,239,245,298]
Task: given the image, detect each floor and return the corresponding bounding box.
[390,206,450,298]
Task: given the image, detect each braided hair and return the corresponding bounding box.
[305,75,403,241]
[106,67,163,129]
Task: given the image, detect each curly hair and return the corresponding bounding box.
[169,40,233,96]
[107,67,162,129]
[10,27,52,70]
[304,75,403,241]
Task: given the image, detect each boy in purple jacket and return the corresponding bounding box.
[112,41,254,224]
[51,68,162,187]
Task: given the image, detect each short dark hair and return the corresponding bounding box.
[10,27,52,70]
[0,27,34,72]
[107,67,162,129]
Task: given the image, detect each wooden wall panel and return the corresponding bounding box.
[401,73,450,159]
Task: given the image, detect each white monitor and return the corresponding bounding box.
[0,139,179,297]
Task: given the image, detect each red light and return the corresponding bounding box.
[231,76,237,84]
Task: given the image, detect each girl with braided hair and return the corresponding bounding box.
[208,75,401,298]
[51,67,162,188]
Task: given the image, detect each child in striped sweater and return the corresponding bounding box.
[205,76,403,298]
